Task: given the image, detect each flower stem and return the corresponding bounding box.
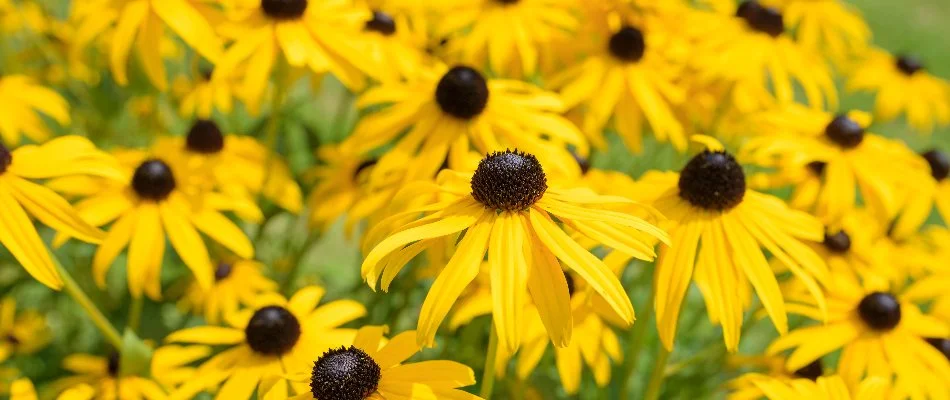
[618,269,655,400]
[128,295,144,334]
[480,322,499,399]
[644,345,671,400]
[55,261,123,350]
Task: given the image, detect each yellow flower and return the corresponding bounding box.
[214,0,383,113]
[59,147,255,299]
[0,75,70,146]
[305,145,386,234]
[891,149,950,238]
[548,19,686,152]
[0,0,49,34]
[693,1,837,109]
[178,259,278,325]
[171,66,237,119]
[166,286,366,399]
[762,0,871,62]
[740,106,929,224]
[637,136,828,351]
[729,374,890,400]
[344,64,587,190]
[435,0,579,78]
[0,136,119,290]
[847,48,950,134]
[263,325,482,399]
[71,0,223,90]
[355,7,431,81]
[11,378,95,400]
[361,149,668,354]
[768,270,950,398]
[0,298,50,364]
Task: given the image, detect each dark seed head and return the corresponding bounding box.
[793,359,822,381]
[736,1,784,37]
[824,115,865,149]
[922,150,949,181]
[806,161,827,177]
[132,159,176,201]
[186,120,225,154]
[678,150,746,211]
[4,334,20,346]
[435,66,490,120]
[245,306,301,355]
[857,292,901,331]
[310,346,382,400]
[261,0,308,20]
[471,150,547,212]
[564,271,576,297]
[896,55,923,76]
[822,231,851,253]
[608,26,646,63]
[107,351,120,376]
[214,262,233,281]
[365,10,396,35]
[0,143,11,174]
[925,338,950,360]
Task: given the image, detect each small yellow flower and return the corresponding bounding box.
[178,259,278,325]
[0,298,51,364]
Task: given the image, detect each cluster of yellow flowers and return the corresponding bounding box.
[0,0,949,399]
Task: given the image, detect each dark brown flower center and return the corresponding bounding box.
[310,346,382,400]
[793,359,822,381]
[471,150,547,212]
[736,1,784,37]
[261,0,307,20]
[922,150,949,181]
[245,306,301,355]
[806,161,827,177]
[822,231,851,253]
[435,66,490,120]
[0,143,11,175]
[365,10,396,35]
[824,115,864,149]
[107,351,120,377]
[132,159,176,201]
[609,26,646,63]
[186,119,225,154]
[214,262,233,281]
[857,292,901,331]
[678,150,746,211]
[896,55,923,76]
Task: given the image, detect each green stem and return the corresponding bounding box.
[644,346,671,400]
[618,271,655,400]
[480,323,499,399]
[128,296,144,333]
[55,262,123,350]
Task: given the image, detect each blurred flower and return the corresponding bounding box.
[729,374,889,400]
[891,148,950,238]
[172,65,237,119]
[763,0,871,62]
[0,75,70,146]
[178,259,278,325]
[265,325,482,399]
[0,298,50,364]
[768,269,950,398]
[0,136,120,290]
[166,286,366,399]
[305,145,383,234]
[361,149,668,353]
[356,8,431,81]
[847,48,950,134]
[637,136,828,351]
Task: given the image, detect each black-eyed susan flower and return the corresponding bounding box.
[11,378,95,400]
[356,7,430,81]
[263,325,482,399]
[435,0,579,78]
[344,64,587,189]
[0,136,120,290]
[847,48,950,134]
[891,148,950,238]
[548,20,686,152]
[171,65,237,119]
[70,0,223,91]
[178,259,278,325]
[50,346,204,399]
[0,298,50,364]
[213,0,383,113]
[695,0,837,109]
[166,286,366,399]
[155,119,302,217]
[636,136,827,351]
[0,75,70,146]
[768,270,950,399]
[60,148,255,300]
[729,373,889,400]
[361,149,668,354]
[740,106,929,224]
[762,0,871,63]
[305,146,385,234]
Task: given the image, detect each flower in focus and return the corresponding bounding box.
[740,107,928,224]
[59,147,255,299]
[768,270,950,398]
[70,0,223,90]
[166,286,366,399]
[362,149,669,353]
[638,136,828,351]
[265,325,482,399]
[728,373,889,400]
[763,0,871,62]
[847,48,950,134]
[0,298,50,364]
[0,136,121,290]
[178,259,278,325]
[435,0,579,78]
[0,75,70,146]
